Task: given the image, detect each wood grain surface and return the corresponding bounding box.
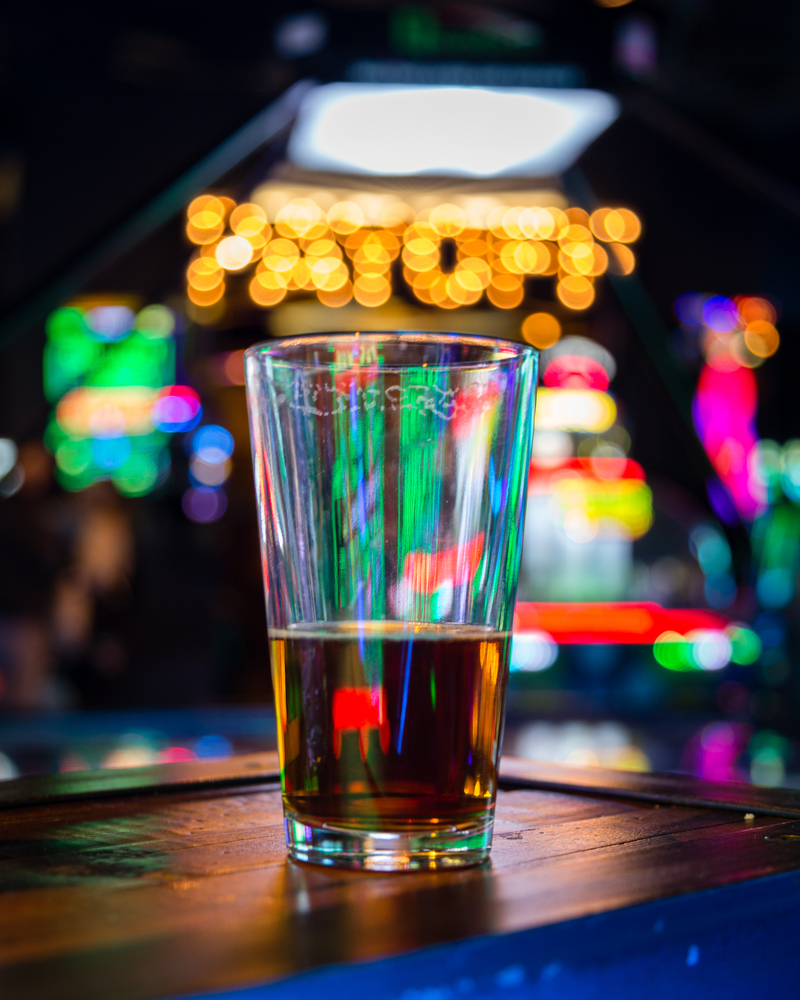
[2,756,800,1000]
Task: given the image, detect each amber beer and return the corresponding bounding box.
[271,623,510,833]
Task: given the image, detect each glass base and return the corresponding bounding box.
[284,811,493,871]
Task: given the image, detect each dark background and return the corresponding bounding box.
[0,0,798,774]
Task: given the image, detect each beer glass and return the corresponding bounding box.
[245,333,537,870]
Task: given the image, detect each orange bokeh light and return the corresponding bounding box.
[522,312,561,348]
[317,280,354,307]
[249,275,287,307]
[262,238,300,272]
[188,282,225,306]
[310,258,349,291]
[288,258,313,290]
[456,257,491,288]
[327,201,365,234]
[606,243,636,276]
[230,203,267,237]
[275,198,326,239]
[487,274,524,309]
[744,320,780,357]
[430,203,466,237]
[557,275,595,310]
[353,272,391,307]
[737,296,776,325]
[186,219,224,245]
[188,195,225,222]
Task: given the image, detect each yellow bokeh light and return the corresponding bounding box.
[216,236,253,271]
[373,230,401,257]
[744,320,780,358]
[191,210,224,230]
[186,219,224,245]
[446,271,482,306]
[535,388,616,432]
[501,206,531,240]
[430,203,466,237]
[188,195,225,222]
[249,275,287,307]
[311,258,349,291]
[522,312,561,348]
[558,243,594,276]
[187,264,223,291]
[614,209,641,242]
[402,239,440,271]
[589,208,614,241]
[354,272,391,307]
[288,258,313,290]
[515,241,544,275]
[487,206,512,238]
[230,203,267,237]
[487,274,524,309]
[262,238,300,272]
[318,280,354,307]
[188,255,222,275]
[275,198,326,239]
[403,221,439,245]
[520,208,558,240]
[327,201,365,234]
[354,239,391,271]
[558,224,592,245]
[305,238,341,260]
[499,240,527,274]
[588,242,609,276]
[243,232,268,252]
[607,243,636,276]
[187,281,225,306]
[599,209,641,243]
[254,268,289,289]
[456,257,491,288]
[557,275,595,310]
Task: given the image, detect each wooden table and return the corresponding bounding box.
[2,753,800,1000]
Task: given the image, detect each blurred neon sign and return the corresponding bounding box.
[43,299,197,496]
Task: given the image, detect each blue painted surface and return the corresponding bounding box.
[173,870,800,1000]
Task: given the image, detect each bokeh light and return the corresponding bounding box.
[192,425,234,464]
[151,386,202,433]
[487,274,523,309]
[744,320,779,358]
[510,631,558,672]
[429,203,466,237]
[215,236,254,271]
[522,312,561,348]
[327,200,365,234]
[557,275,595,310]
[606,243,635,276]
[250,273,288,307]
[182,486,228,523]
[181,188,642,316]
[229,203,268,238]
[353,272,391,307]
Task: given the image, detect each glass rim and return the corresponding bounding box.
[244,331,537,372]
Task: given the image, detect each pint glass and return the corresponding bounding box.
[245,333,537,869]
